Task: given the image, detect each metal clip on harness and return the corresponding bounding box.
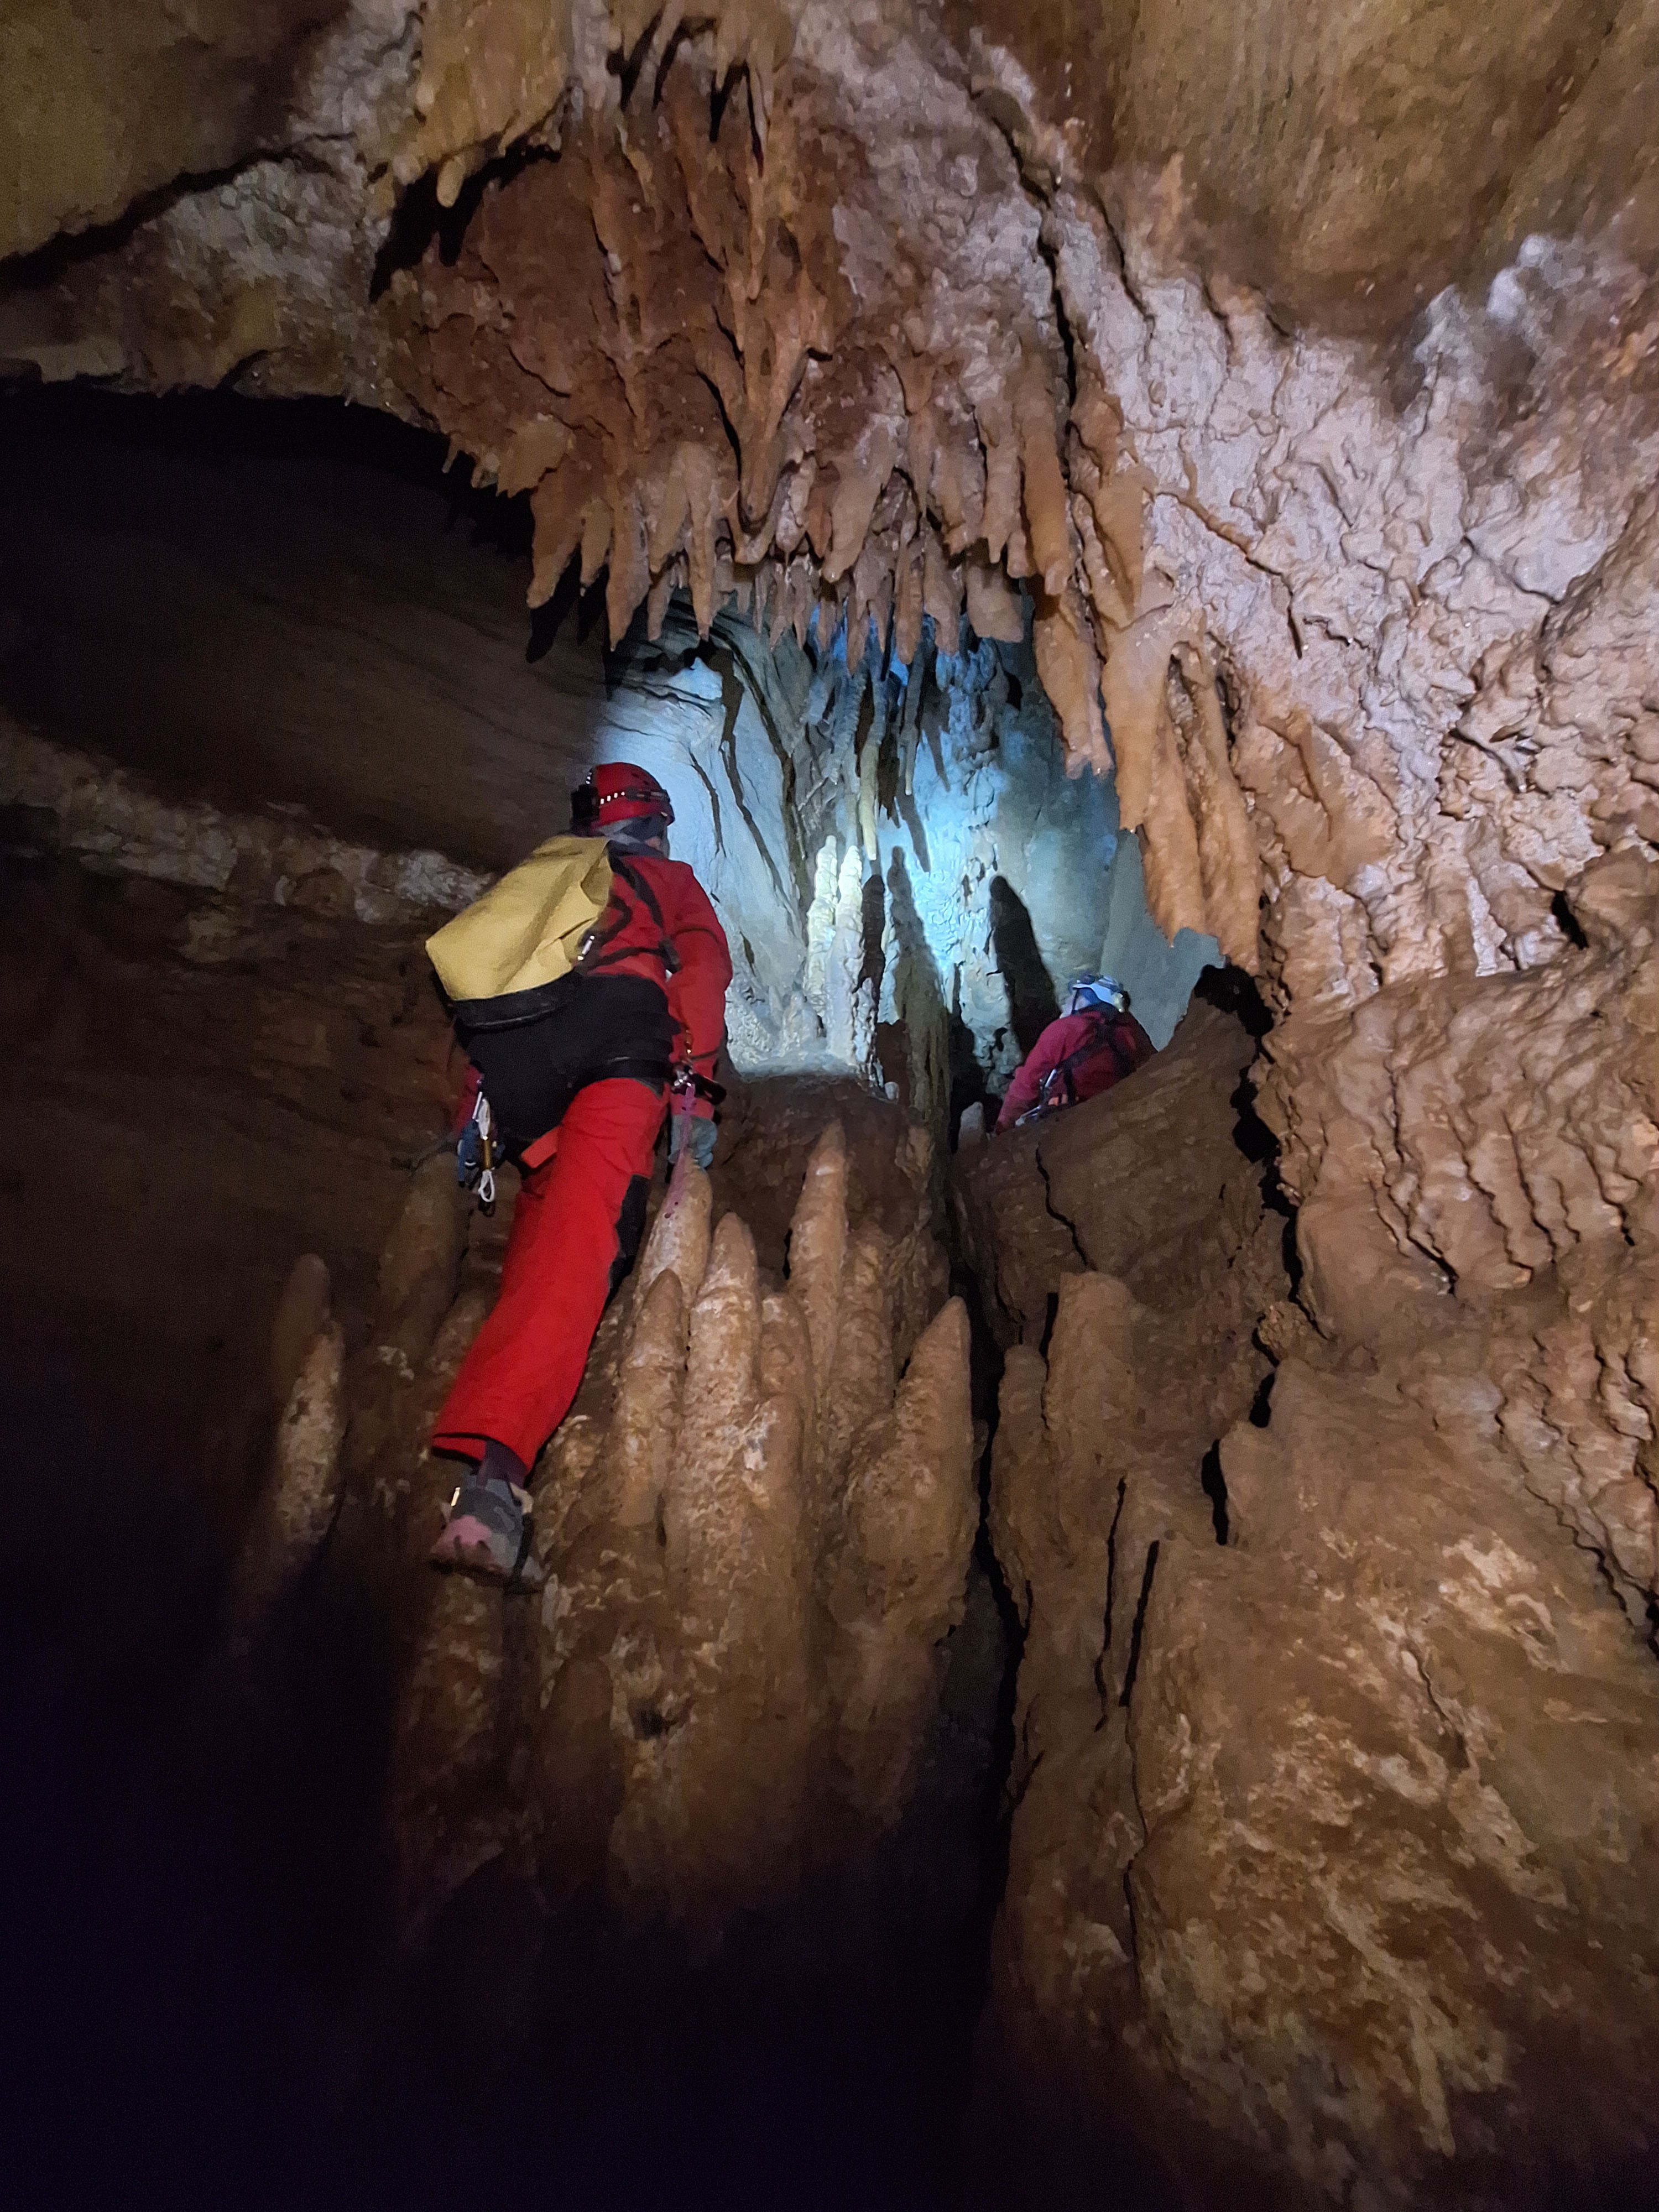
[456,1088,498,1213]
[670,1067,727,1108]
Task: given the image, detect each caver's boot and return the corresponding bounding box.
[430,1460,544,1589]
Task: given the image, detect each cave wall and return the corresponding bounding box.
[954,0,1659,328]
[958,964,1659,2208]
[0,773,460,1773]
[6,6,1659,2204]
[793,624,1217,1082]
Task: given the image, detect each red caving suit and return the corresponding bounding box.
[994,1006,1155,1133]
[431,850,731,1468]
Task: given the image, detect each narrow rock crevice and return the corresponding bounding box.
[1198,1442,1230,1544]
[1117,1540,1161,1710]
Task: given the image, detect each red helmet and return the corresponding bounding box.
[570,761,674,833]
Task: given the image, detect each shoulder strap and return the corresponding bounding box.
[580,853,682,978]
[611,853,664,927]
[1040,1011,1130,1107]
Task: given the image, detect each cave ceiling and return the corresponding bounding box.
[3,0,1657,1003]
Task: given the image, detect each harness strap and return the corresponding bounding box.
[1040,1012,1133,1109]
[671,1067,727,1107]
[589,1055,674,1088]
[588,854,682,978]
[612,853,664,927]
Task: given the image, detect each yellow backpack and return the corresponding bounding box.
[426,836,613,1016]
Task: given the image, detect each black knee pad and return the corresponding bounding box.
[607,1172,653,1301]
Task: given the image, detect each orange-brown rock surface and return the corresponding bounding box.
[230,1107,978,1952]
[964,906,1659,2203]
[7,6,1659,2201]
[9,4,1659,1003]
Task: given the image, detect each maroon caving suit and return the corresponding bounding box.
[994,1006,1155,1133]
[431,851,732,1468]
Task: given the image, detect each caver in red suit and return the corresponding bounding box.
[994,973,1155,1133]
[430,763,731,1583]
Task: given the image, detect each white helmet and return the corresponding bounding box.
[1066,972,1128,1016]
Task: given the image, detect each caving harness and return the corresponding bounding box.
[1015,1009,1146,1128]
[670,1063,726,1112]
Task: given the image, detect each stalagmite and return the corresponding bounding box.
[362,1100,974,1946]
[824,1297,975,1823]
[817,1219,894,1495]
[673,1212,763,1485]
[385,1280,515,1924]
[267,1250,332,1413]
[623,1215,817,1926]
[783,1121,848,1469]
[632,1158,713,1317]
[223,1311,347,1658]
[377,1157,469,1366]
[609,1269,687,1530]
[389,1571,513,1935]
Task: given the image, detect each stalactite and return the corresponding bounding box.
[376,9,1279,972]
[1099,601,1260,968]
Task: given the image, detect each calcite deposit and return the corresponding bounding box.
[220,1110,975,1952]
[1260,848,1659,1623]
[12,2,1658,1003]
[7,2,1659,2203]
[963,926,1659,2204]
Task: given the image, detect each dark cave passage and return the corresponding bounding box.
[7,361,1653,2212]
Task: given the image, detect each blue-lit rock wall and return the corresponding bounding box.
[496,603,1217,1121]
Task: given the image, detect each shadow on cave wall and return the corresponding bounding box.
[987,875,1060,1056]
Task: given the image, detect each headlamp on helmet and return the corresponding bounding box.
[571,761,675,834]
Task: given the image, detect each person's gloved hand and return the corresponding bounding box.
[669,1108,717,1172]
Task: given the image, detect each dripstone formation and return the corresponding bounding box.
[232,1117,975,1956]
[958,976,1659,2206]
[6,3,1659,2203]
